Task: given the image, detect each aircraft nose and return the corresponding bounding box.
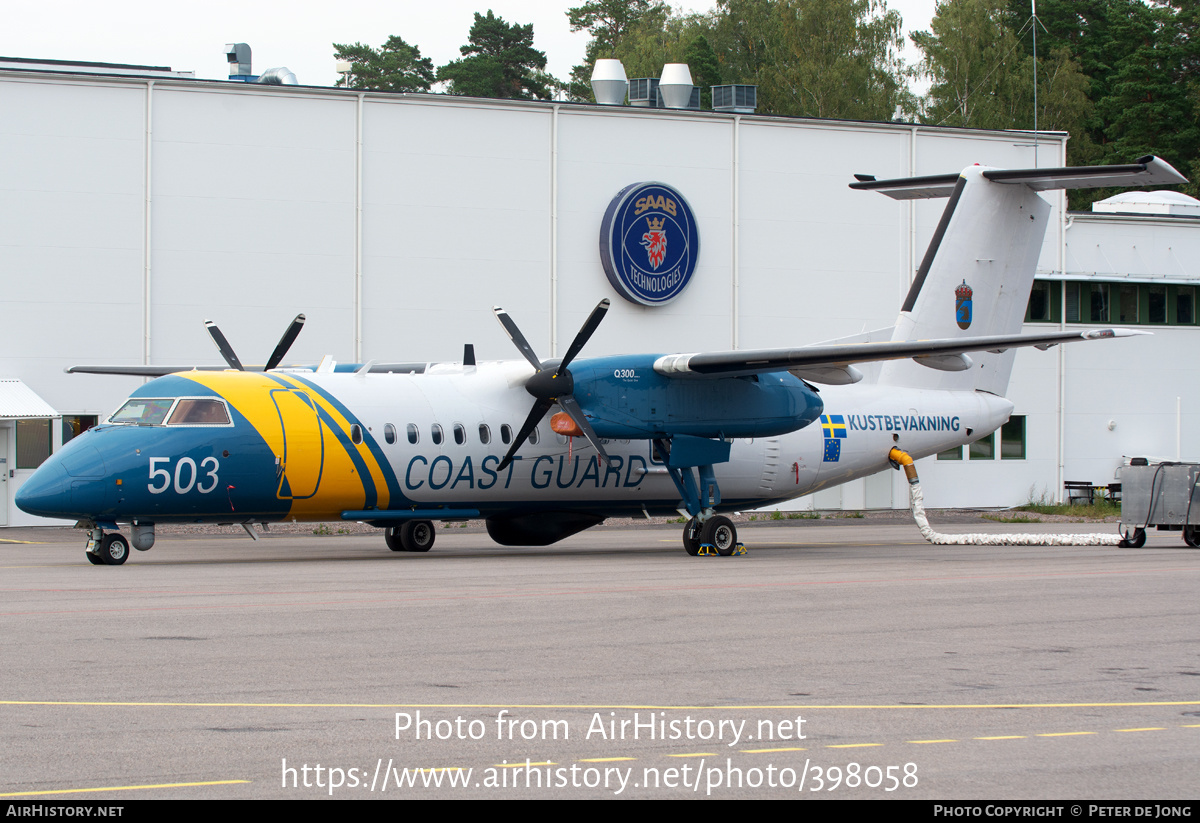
[15,460,72,518]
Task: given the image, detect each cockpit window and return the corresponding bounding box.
[167,399,231,426]
[110,399,174,425]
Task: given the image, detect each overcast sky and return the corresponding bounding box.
[0,0,939,88]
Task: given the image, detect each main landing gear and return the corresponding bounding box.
[654,436,743,558]
[385,520,436,553]
[85,529,130,566]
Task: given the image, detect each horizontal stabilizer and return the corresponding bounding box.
[653,328,1147,383]
[851,156,1185,200]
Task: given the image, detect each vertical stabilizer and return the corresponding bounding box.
[849,156,1186,395]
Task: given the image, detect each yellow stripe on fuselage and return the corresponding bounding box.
[178,371,390,520]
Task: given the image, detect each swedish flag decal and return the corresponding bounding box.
[821,414,847,463]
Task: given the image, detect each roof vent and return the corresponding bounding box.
[225,43,251,78]
[591,59,627,105]
[712,84,757,114]
[658,63,693,109]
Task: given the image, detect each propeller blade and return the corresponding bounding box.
[498,398,553,471]
[493,307,544,372]
[557,395,610,467]
[264,314,306,371]
[204,320,244,371]
[557,299,610,374]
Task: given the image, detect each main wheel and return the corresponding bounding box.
[86,550,103,565]
[99,533,129,565]
[1184,526,1200,548]
[682,518,702,556]
[1120,528,1146,549]
[400,520,435,553]
[384,526,404,551]
[701,515,737,556]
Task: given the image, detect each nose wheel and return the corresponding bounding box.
[86,531,129,565]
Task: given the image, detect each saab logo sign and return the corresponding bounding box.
[955,280,973,330]
[600,182,699,306]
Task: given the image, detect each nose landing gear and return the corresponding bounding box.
[85,529,130,565]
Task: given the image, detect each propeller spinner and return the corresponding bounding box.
[204,314,306,371]
[494,299,611,470]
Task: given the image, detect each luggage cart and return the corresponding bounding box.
[1119,462,1200,548]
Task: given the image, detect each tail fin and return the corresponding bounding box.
[851,156,1185,394]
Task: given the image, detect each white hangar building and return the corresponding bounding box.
[2,59,1199,526]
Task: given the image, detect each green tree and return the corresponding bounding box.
[913,0,1090,135]
[438,11,553,100]
[333,36,435,92]
[711,0,910,120]
[684,35,722,109]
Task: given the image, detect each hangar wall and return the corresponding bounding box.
[3,67,1193,525]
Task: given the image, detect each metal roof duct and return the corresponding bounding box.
[590,59,627,105]
[225,43,251,78]
[257,67,297,85]
[658,63,693,109]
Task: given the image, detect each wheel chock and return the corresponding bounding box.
[697,543,748,557]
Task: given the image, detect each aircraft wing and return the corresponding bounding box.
[66,362,432,377]
[652,328,1147,384]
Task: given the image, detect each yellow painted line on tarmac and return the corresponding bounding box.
[741,747,807,753]
[578,757,636,763]
[827,743,883,749]
[667,752,715,758]
[909,739,957,744]
[493,761,555,768]
[1114,727,1165,733]
[0,539,47,544]
[1036,732,1097,737]
[6,699,1198,710]
[975,736,1026,740]
[0,780,249,797]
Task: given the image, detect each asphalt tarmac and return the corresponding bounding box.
[1,521,1197,800]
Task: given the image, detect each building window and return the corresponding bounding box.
[1001,415,1025,460]
[969,432,994,460]
[1025,281,1053,322]
[1148,285,1167,324]
[1088,283,1110,323]
[1065,282,1080,323]
[62,415,97,446]
[937,446,963,460]
[1118,285,1138,324]
[17,419,51,469]
[1174,286,1195,325]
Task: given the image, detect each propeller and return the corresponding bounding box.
[204,314,306,371]
[494,299,611,470]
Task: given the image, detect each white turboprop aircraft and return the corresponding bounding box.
[16,157,1185,565]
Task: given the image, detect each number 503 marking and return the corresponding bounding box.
[148,456,219,494]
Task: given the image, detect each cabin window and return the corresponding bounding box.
[384,423,396,445]
[350,424,363,445]
[110,398,173,425]
[431,424,443,445]
[453,423,466,445]
[1000,415,1025,460]
[500,424,513,444]
[478,424,491,445]
[555,432,568,445]
[167,398,231,426]
[528,426,540,445]
[407,423,419,444]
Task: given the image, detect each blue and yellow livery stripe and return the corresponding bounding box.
[175,371,406,520]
